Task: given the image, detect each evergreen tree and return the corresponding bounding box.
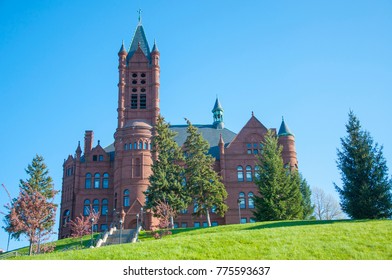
[253,130,303,221]
[335,111,392,219]
[145,115,191,226]
[183,119,228,226]
[300,175,315,219]
[20,154,54,199]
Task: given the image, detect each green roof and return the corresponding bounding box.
[212,97,224,112]
[127,24,151,61]
[278,117,294,137]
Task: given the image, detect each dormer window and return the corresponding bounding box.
[93,155,97,161]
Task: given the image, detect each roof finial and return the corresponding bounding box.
[138,8,142,24]
[252,111,254,117]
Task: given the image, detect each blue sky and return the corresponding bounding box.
[0,0,391,251]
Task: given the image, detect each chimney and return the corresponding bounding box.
[84,130,94,155]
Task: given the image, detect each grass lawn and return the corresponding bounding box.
[6,219,392,260]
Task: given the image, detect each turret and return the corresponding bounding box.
[212,97,224,129]
[277,117,297,168]
[75,141,82,159]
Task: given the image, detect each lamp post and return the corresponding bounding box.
[119,219,123,244]
[89,217,95,247]
[105,208,108,231]
[237,199,242,224]
[140,207,143,229]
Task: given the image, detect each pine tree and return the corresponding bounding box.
[145,115,191,226]
[253,130,303,221]
[300,175,315,219]
[335,111,392,219]
[20,154,54,199]
[183,119,228,226]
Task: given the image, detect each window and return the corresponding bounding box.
[180,208,188,214]
[135,158,141,177]
[174,222,179,228]
[240,218,247,224]
[132,88,137,92]
[237,166,244,182]
[93,155,98,161]
[141,79,146,84]
[85,173,92,189]
[99,155,104,161]
[141,88,146,92]
[123,189,130,207]
[94,173,100,189]
[253,149,259,155]
[250,218,256,223]
[103,173,109,189]
[239,192,246,209]
[140,94,146,109]
[132,79,137,84]
[131,94,138,109]
[139,141,143,150]
[129,143,132,150]
[255,165,260,180]
[132,73,137,78]
[211,205,217,213]
[246,165,252,182]
[202,222,208,227]
[193,202,198,213]
[83,199,90,216]
[134,142,137,149]
[62,210,70,226]
[211,221,218,227]
[248,192,255,209]
[181,222,187,228]
[124,144,128,150]
[141,73,146,78]
[100,224,108,232]
[101,199,108,215]
[144,142,148,150]
[93,199,99,214]
[194,222,200,228]
[93,224,98,232]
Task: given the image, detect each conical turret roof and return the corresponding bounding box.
[278,117,294,137]
[127,24,151,61]
[212,97,224,113]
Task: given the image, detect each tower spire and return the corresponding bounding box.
[212,97,224,129]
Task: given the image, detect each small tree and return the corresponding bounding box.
[335,111,392,219]
[313,187,343,220]
[5,183,57,255]
[253,130,303,221]
[151,201,176,239]
[183,119,228,226]
[145,115,190,227]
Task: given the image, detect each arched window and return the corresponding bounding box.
[83,199,90,216]
[237,166,244,182]
[248,192,255,209]
[246,165,252,182]
[101,199,108,215]
[134,142,137,149]
[93,199,99,214]
[139,141,143,150]
[94,173,100,189]
[255,165,260,180]
[144,142,148,150]
[103,173,109,189]
[193,202,198,213]
[85,173,91,189]
[123,189,130,207]
[124,144,128,151]
[238,192,246,209]
[62,209,70,225]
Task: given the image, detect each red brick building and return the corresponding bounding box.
[59,19,297,239]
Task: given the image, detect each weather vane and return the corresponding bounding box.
[138,8,142,24]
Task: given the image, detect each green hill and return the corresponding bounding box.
[6,220,392,260]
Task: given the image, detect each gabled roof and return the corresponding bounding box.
[127,24,151,62]
[278,117,294,137]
